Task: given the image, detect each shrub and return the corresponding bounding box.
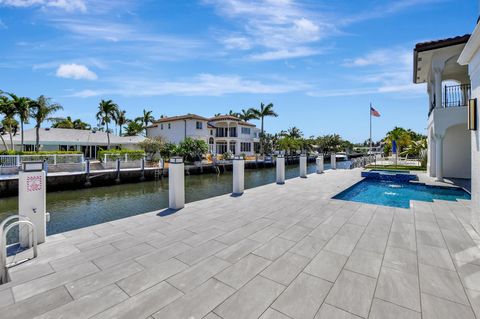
[97,149,145,162]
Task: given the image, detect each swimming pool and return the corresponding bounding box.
[333,179,470,208]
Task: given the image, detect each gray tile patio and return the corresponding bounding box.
[0,168,479,318]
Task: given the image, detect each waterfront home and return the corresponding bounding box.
[413,34,471,181]
[146,113,261,156]
[415,13,480,233]
[0,128,145,158]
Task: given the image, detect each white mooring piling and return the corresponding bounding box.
[299,154,307,178]
[316,155,324,174]
[18,161,47,246]
[331,153,337,170]
[276,154,285,184]
[169,157,185,210]
[232,156,245,195]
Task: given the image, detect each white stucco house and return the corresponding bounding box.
[413,34,472,181]
[416,8,480,233]
[146,113,261,156]
[0,128,145,158]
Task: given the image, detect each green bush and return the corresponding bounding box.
[97,149,145,162]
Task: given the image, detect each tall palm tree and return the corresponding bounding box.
[115,109,128,136]
[29,95,63,151]
[251,103,278,154]
[8,93,30,151]
[96,99,118,149]
[51,116,74,129]
[0,95,15,150]
[384,127,412,158]
[135,109,155,128]
[238,108,258,122]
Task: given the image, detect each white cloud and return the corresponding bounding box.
[309,47,424,97]
[0,0,87,12]
[204,0,334,60]
[71,73,310,97]
[56,63,97,80]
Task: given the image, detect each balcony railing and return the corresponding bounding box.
[444,84,471,108]
[429,84,471,115]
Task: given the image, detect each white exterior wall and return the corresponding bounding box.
[459,22,480,232]
[443,124,471,179]
[146,119,209,144]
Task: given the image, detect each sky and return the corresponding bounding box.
[0,0,476,143]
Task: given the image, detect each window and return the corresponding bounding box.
[241,127,251,135]
[229,142,236,154]
[241,142,252,152]
[254,142,260,153]
[210,130,213,135]
[254,132,258,138]
[209,137,214,144]
[161,124,163,130]
[229,127,237,137]
[196,121,203,129]
[168,123,171,129]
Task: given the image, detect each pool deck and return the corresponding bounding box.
[1,168,480,318]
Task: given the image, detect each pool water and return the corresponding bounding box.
[368,170,409,175]
[333,179,471,208]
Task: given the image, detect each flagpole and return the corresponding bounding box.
[369,102,372,155]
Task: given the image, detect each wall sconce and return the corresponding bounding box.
[468,98,477,131]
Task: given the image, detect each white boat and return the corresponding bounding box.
[336,152,348,160]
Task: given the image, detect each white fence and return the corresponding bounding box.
[0,154,84,167]
[102,153,145,163]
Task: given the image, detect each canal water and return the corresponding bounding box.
[0,162,350,236]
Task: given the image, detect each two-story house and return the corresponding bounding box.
[413,35,472,181]
[146,113,261,155]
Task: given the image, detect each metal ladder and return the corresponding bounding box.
[0,215,38,284]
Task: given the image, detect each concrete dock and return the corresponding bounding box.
[0,169,479,318]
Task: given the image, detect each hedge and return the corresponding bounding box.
[97,150,145,161]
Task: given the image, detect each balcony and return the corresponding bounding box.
[429,84,471,115]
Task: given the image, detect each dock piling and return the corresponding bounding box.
[331,153,337,170]
[316,155,324,174]
[232,156,245,195]
[300,154,307,178]
[276,154,285,184]
[169,157,185,210]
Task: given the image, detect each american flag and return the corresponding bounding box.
[370,106,380,117]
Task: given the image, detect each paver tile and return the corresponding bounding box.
[375,267,420,312]
[421,293,475,319]
[325,270,376,318]
[272,273,331,319]
[304,250,347,282]
[261,252,310,286]
[253,237,296,260]
[214,276,285,319]
[419,263,469,305]
[344,248,382,278]
[215,254,271,289]
[369,298,421,319]
[315,303,361,318]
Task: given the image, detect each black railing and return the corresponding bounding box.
[444,84,471,108]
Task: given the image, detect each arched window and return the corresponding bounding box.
[209,137,214,144]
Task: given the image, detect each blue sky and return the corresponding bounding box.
[0,0,476,143]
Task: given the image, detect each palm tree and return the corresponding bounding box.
[96,99,118,149]
[115,109,128,136]
[228,110,240,118]
[384,127,412,158]
[72,118,91,130]
[135,109,155,128]
[0,95,16,150]
[286,126,303,139]
[8,93,30,151]
[29,95,63,151]
[251,103,278,154]
[124,120,144,136]
[51,116,74,129]
[238,108,258,122]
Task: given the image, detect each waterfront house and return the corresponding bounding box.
[413,34,471,181]
[146,113,261,155]
[0,128,145,158]
[415,9,480,232]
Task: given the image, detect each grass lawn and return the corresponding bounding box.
[365,164,427,171]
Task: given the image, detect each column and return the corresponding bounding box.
[433,64,444,109]
[331,153,336,169]
[232,156,244,195]
[299,154,307,178]
[316,155,324,174]
[276,155,285,184]
[435,134,444,181]
[169,157,185,209]
[428,131,436,177]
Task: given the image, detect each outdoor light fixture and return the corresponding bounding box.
[468,98,477,131]
[22,161,44,172]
